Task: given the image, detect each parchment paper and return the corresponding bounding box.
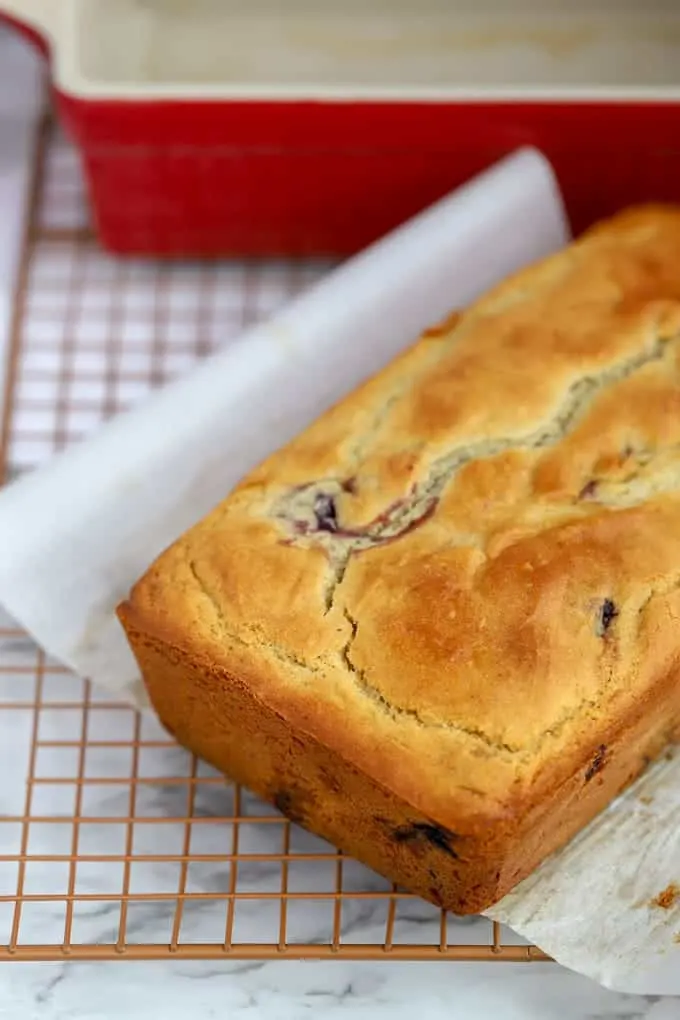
[0,147,567,706]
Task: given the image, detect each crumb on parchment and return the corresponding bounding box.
[651,884,680,910]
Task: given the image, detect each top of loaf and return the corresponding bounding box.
[124,205,680,820]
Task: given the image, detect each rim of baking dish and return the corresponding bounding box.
[9,1,680,104]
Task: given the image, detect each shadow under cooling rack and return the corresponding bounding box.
[0,116,549,962]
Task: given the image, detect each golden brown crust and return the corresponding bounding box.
[119,205,680,912]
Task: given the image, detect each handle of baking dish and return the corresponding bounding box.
[0,0,60,53]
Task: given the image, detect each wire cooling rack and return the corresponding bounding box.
[0,116,549,963]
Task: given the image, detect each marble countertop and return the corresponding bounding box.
[0,22,678,1020]
[3,960,675,1020]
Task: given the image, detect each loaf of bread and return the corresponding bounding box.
[119,206,680,914]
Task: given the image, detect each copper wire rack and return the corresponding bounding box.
[0,116,549,963]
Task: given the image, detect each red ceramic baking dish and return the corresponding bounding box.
[2,0,680,257]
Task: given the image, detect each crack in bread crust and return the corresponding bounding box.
[339,606,518,755]
[187,559,312,673]
[187,552,680,760]
[189,554,522,755]
[274,330,674,614]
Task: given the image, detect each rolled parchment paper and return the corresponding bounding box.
[0,146,567,706]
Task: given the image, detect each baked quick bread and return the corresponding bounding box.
[119,206,680,914]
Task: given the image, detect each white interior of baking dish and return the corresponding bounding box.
[3,0,680,99]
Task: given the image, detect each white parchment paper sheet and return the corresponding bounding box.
[485,750,680,994]
[0,147,566,704]
[3,147,678,993]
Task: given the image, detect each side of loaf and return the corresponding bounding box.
[119,206,680,913]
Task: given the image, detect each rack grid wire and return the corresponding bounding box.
[0,116,549,963]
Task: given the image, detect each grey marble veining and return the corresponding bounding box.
[0,957,670,1020]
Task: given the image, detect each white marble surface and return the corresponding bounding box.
[1,961,676,1020]
[0,22,678,1020]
